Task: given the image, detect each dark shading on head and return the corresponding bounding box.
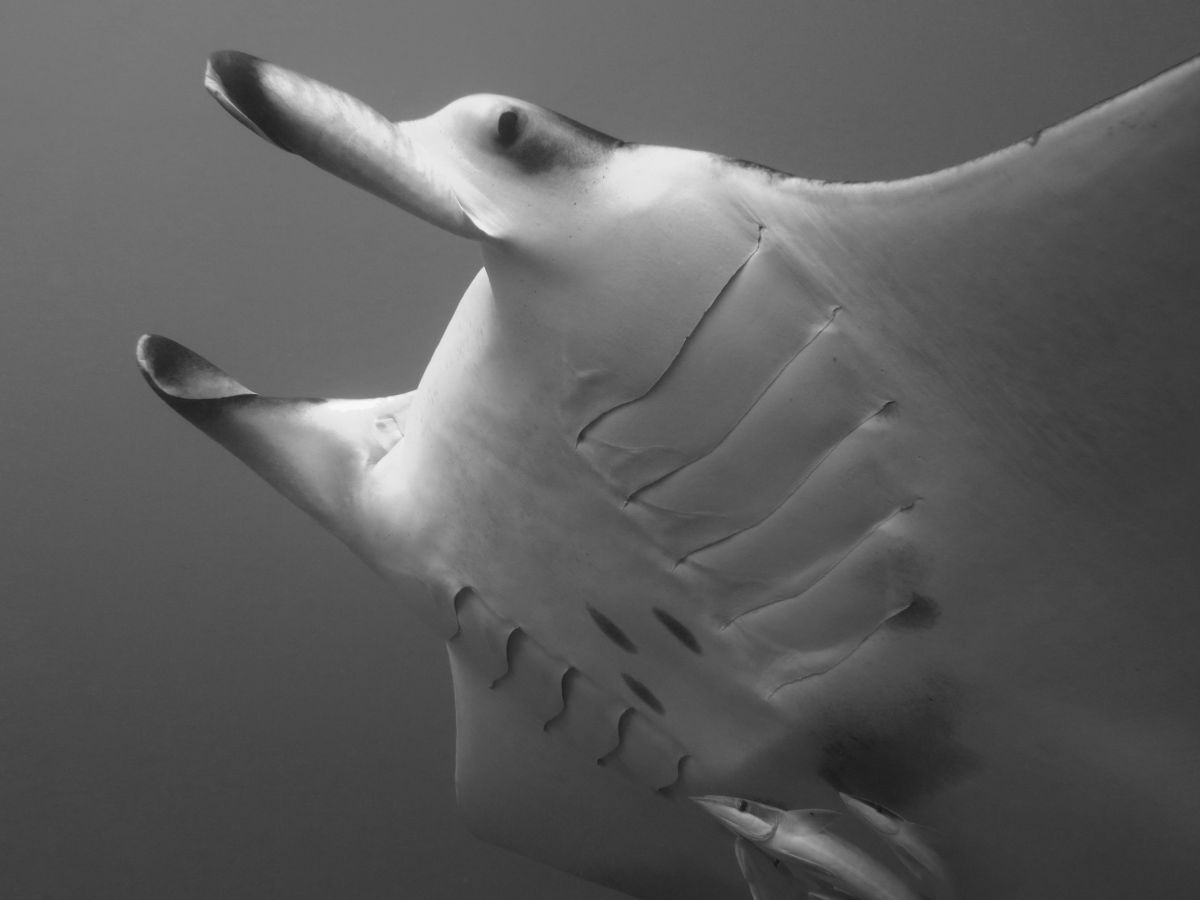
[489,104,625,174]
[719,154,793,180]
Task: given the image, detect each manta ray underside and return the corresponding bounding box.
[138,51,1200,900]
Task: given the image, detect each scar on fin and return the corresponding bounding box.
[652,608,702,654]
[587,605,638,653]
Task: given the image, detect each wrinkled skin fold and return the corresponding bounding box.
[139,50,1200,900]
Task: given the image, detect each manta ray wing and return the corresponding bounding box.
[448,55,1200,897]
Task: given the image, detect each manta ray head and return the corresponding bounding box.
[185,51,777,594]
[201,52,768,401]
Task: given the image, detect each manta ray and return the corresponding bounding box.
[138,51,1200,899]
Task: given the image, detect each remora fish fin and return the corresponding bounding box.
[786,810,841,834]
[136,334,411,540]
[734,836,808,900]
[445,638,742,900]
[838,793,904,836]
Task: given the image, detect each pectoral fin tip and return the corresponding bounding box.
[136,334,252,402]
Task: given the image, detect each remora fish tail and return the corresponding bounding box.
[694,796,921,900]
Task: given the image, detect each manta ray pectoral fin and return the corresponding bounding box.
[136,334,411,541]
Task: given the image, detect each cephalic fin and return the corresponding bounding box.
[136,334,412,541]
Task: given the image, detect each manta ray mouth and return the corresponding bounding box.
[203,50,484,238]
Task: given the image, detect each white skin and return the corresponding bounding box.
[694,796,920,900]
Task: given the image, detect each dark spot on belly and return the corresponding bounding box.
[652,608,702,654]
[587,605,637,653]
[622,674,665,715]
[817,674,976,807]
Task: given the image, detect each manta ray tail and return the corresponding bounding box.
[136,334,411,541]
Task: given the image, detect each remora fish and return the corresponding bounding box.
[137,50,1200,900]
[839,792,950,896]
[734,835,807,900]
[695,796,918,900]
[735,835,839,900]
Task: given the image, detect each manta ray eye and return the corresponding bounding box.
[737,800,748,813]
[495,109,521,148]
